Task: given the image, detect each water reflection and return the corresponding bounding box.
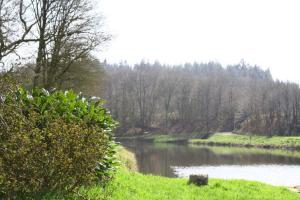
[119,139,300,186]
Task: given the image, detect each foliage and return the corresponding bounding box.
[0,82,117,199]
[95,141,119,184]
[59,56,107,97]
[12,56,107,98]
[14,88,115,132]
[0,73,18,94]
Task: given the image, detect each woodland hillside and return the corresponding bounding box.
[104,61,300,136]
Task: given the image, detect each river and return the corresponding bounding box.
[119,139,300,186]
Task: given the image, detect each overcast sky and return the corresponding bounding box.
[97,0,300,83]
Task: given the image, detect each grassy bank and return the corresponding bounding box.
[44,169,300,200]
[43,168,300,200]
[190,145,300,159]
[190,133,300,149]
[119,132,205,143]
[119,132,300,150]
[42,147,300,199]
[116,146,138,171]
[90,169,300,200]
[45,170,300,200]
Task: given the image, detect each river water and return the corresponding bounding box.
[119,139,300,186]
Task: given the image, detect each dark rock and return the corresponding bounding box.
[188,174,208,186]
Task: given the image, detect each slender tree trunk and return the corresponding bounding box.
[33,0,47,88]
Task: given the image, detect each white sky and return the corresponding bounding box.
[97,0,300,83]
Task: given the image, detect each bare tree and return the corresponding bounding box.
[0,0,36,66]
[104,61,300,137]
[31,0,110,88]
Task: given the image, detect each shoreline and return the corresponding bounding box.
[289,186,300,193]
[105,147,300,199]
[188,140,300,151]
[117,132,300,151]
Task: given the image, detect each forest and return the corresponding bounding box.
[104,61,300,136]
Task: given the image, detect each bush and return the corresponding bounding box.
[0,84,117,199]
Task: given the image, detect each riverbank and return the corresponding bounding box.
[117,132,205,143]
[190,133,300,150]
[55,147,300,199]
[118,132,300,150]
[42,147,300,199]
[192,145,300,159]
[94,168,299,200]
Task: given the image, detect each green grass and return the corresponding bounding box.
[150,134,188,143]
[141,132,206,143]
[107,169,300,200]
[118,132,207,143]
[43,169,300,200]
[190,144,300,159]
[190,133,300,149]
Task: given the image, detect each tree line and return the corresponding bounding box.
[104,61,300,136]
